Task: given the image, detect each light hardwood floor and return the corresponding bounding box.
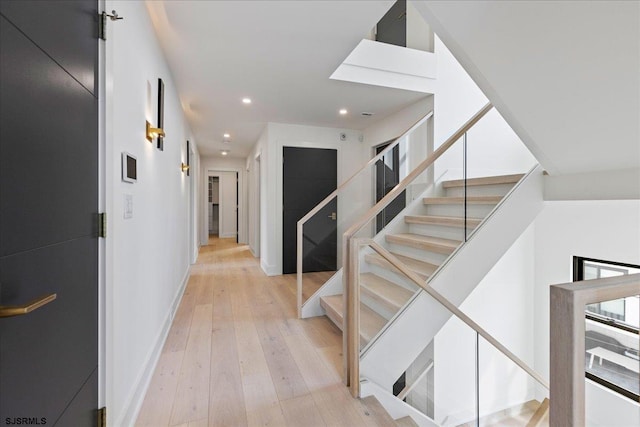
[136,237,391,427]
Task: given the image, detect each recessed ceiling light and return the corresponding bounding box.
[339,108,348,115]
[221,150,229,156]
[223,133,231,138]
[242,98,252,104]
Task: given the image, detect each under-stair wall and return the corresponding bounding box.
[360,165,544,390]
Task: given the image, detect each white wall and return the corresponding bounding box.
[413,1,640,176]
[247,130,266,258]
[200,156,247,243]
[533,200,640,426]
[246,97,435,276]
[431,36,536,182]
[261,122,365,275]
[434,225,537,424]
[104,1,199,425]
[407,1,434,52]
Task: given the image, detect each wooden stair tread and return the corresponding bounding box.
[395,415,419,427]
[423,195,502,205]
[320,295,345,331]
[442,173,524,188]
[405,214,482,228]
[386,233,460,254]
[358,395,397,426]
[364,252,438,280]
[360,273,414,311]
[525,398,549,427]
[319,295,387,345]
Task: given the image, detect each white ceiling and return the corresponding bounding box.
[414,1,640,175]
[146,0,427,158]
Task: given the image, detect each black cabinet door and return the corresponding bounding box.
[0,1,98,424]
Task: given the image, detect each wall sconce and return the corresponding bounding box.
[181,162,190,173]
[146,120,165,142]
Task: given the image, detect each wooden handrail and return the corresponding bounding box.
[550,273,640,425]
[348,238,550,398]
[296,110,434,317]
[343,102,493,384]
[397,360,434,401]
[342,103,493,244]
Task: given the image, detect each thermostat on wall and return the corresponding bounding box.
[122,152,137,183]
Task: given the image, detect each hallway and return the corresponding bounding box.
[136,238,388,426]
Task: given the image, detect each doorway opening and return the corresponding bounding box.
[205,170,239,244]
[375,141,406,233]
[208,176,220,236]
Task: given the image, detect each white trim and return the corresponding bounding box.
[97,0,107,410]
[203,167,245,245]
[117,266,190,427]
[276,141,340,275]
[261,259,279,276]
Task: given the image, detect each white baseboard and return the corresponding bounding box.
[260,259,279,276]
[116,266,191,427]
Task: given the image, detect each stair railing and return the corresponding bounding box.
[342,103,493,381]
[550,273,640,425]
[350,239,550,426]
[296,110,434,317]
[347,238,549,396]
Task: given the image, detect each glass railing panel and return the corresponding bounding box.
[431,315,478,426]
[394,315,478,426]
[349,105,538,345]
[584,295,639,403]
[478,334,549,427]
[298,113,432,311]
[350,241,551,425]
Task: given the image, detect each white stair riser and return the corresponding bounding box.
[387,242,450,266]
[407,223,472,241]
[363,262,423,293]
[424,203,495,218]
[360,290,398,321]
[301,270,343,318]
[445,183,514,198]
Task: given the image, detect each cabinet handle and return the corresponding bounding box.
[0,293,57,318]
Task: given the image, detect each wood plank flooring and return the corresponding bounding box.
[136,237,389,426]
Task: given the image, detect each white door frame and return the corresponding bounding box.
[202,167,244,244]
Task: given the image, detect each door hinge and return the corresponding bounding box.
[98,212,107,238]
[97,407,106,427]
[98,10,124,41]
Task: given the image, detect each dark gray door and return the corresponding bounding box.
[283,147,337,275]
[376,143,406,233]
[376,0,407,47]
[0,1,99,425]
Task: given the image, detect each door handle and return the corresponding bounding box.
[0,293,57,318]
[328,212,336,220]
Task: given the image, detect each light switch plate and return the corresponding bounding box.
[124,194,133,219]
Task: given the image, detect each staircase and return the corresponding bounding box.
[319,173,523,345]
[360,395,419,426]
